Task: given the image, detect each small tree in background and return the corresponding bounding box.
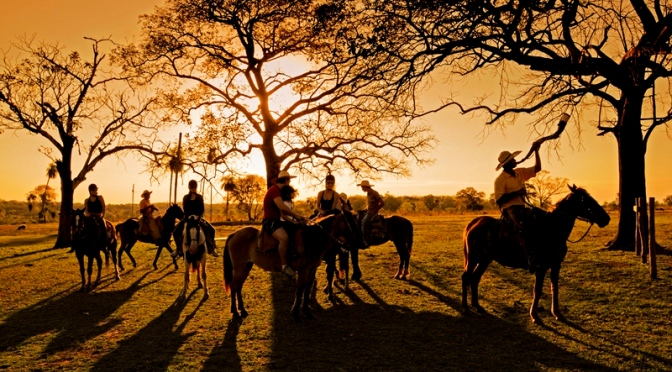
[455,187,485,212]
[525,171,569,210]
[664,195,672,206]
[27,185,57,223]
[230,175,266,221]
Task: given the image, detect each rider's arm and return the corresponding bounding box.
[377,197,385,212]
[99,195,106,217]
[84,198,90,217]
[274,197,305,221]
[315,191,324,214]
[496,189,526,208]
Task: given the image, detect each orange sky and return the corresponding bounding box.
[1,1,671,206]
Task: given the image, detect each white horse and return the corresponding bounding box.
[178,215,209,301]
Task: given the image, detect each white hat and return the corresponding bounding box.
[356,180,374,187]
[273,170,296,182]
[496,150,521,170]
[141,190,152,197]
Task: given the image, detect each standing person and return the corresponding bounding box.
[172,180,219,257]
[315,175,342,216]
[357,180,385,247]
[138,190,161,242]
[494,141,542,270]
[262,171,307,278]
[79,183,106,251]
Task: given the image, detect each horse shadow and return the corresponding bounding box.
[201,319,243,371]
[0,271,167,356]
[260,274,617,371]
[88,292,201,372]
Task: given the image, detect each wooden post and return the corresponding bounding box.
[131,184,135,218]
[635,198,641,256]
[169,169,173,203]
[641,197,649,264]
[173,133,182,204]
[649,197,658,279]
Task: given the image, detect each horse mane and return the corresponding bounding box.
[552,186,590,211]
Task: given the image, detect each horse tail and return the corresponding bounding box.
[223,232,233,294]
[406,220,414,255]
[115,222,123,236]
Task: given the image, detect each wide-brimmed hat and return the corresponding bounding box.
[141,190,152,197]
[356,180,374,187]
[272,170,296,182]
[496,150,521,170]
[339,192,348,200]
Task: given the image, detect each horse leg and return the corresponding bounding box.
[470,260,491,313]
[117,242,125,271]
[94,251,103,288]
[302,267,318,320]
[197,260,204,289]
[77,252,86,292]
[110,244,120,281]
[126,247,137,268]
[393,239,405,279]
[152,243,163,270]
[550,265,564,321]
[461,261,475,314]
[86,255,94,292]
[201,259,209,300]
[179,257,190,300]
[338,250,349,290]
[351,249,362,281]
[530,269,547,323]
[323,253,336,302]
[291,271,305,322]
[231,263,252,318]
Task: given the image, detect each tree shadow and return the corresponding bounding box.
[0,271,168,356]
[0,244,61,262]
[89,292,201,372]
[264,273,617,371]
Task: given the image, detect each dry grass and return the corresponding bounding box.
[0,214,671,371]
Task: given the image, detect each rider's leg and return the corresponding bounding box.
[361,211,372,247]
[148,217,161,242]
[272,227,294,277]
[202,219,219,257]
[171,219,186,258]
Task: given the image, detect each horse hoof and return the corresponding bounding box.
[461,306,470,315]
[80,286,87,293]
[203,292,210,301]
[240,309,249,318]
[531,315,543,324]
[115,276,120,282]
[475,305,487,314]
[327,294,335,303]
[393,274,401,280]
[303,311,315,320]
[153,264,158,270]
[351,273,362,281]
[554,313,566,322]
[322,285,329,294]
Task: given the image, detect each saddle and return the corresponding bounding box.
[370,215,386,238]
[256,228,303,256]
[138,216,163,238]
[495,209,545,269]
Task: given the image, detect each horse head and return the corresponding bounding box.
[184,215,205,255]
[165,203,185,221]
[71,208,86,239]
[317,211,362,251]
[564,185,611,228]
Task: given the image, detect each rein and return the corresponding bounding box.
[307,216,355,251]
[567,217,594,243]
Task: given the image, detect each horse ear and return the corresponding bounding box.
[568,184,576,192]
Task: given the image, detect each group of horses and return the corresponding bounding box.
[70,185,610,324]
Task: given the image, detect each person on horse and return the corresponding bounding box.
[74,183,107,252]
[262,170,308,278]
[138,190,161,242]
[494,141,542,271]
[339,192,353,213]
[357,180,385,247]
[314,175,342,217]
[171,179,219,258]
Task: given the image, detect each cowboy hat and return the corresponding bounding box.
[272,170,296,182]
[356,180,374,187]
[496,150,522,170]
[339,192,348,200]
[141,190,152,197]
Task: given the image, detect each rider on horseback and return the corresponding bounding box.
[262,170,308,278]
[357,180,385,247]
[84,183,107,244]
[314,175,342,217]
[171,180,219,258]
[494,141,542,271]
[138,190,161,242]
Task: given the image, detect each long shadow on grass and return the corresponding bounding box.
[89,292,201,372]
[265,277,617,371]
[0,271,168,356]
[0,235,58,250]
[0,244,61,262]
[201,319,242,371]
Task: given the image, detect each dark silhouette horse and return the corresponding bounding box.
[115,204,184,271]
[462,185,610,323]
[177,215,211,301]
[223,213,357,322]
[71,208,119,291]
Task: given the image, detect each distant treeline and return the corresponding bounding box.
[0,192,499,225]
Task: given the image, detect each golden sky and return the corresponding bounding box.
[1,0,671,206]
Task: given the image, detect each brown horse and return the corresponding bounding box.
[115,204,184,271]
[223,213,357,322]
[462,185,610,323]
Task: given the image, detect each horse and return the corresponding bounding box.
[340,211,414,280]
[71,209,119,291]
[462,185,611,323]
[115,204,185,271]
[177,215,210,301]
[223,213,357,322]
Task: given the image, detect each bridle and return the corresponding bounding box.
[307,214,356,251]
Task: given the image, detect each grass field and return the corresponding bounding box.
[0,214,671,371]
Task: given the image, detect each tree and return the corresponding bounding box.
[422,194,440,212]
[384,192,403,212]
[455,187,486,211]
[0,39,168,247]
[120,0,435,187]
[221,176,236,221]
[370,0,672,250]
[525,170,569,210]
[26,185,57,223]
[664,195,672,206]
[230,175,266,221]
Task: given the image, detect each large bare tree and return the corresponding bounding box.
[370,0,672,250]
[0,38,168,247]
[119,0,435,187]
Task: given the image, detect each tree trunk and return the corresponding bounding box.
[261,133,281,188]
[54,143,75,248]
[606,94,647,251]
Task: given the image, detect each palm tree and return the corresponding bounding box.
[42,163,58,223]
[26,192,38,220]
[221,176,236,221]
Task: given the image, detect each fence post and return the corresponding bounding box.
[635,197,641,256]
[640,197,649,264]
[649,197,658,279]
